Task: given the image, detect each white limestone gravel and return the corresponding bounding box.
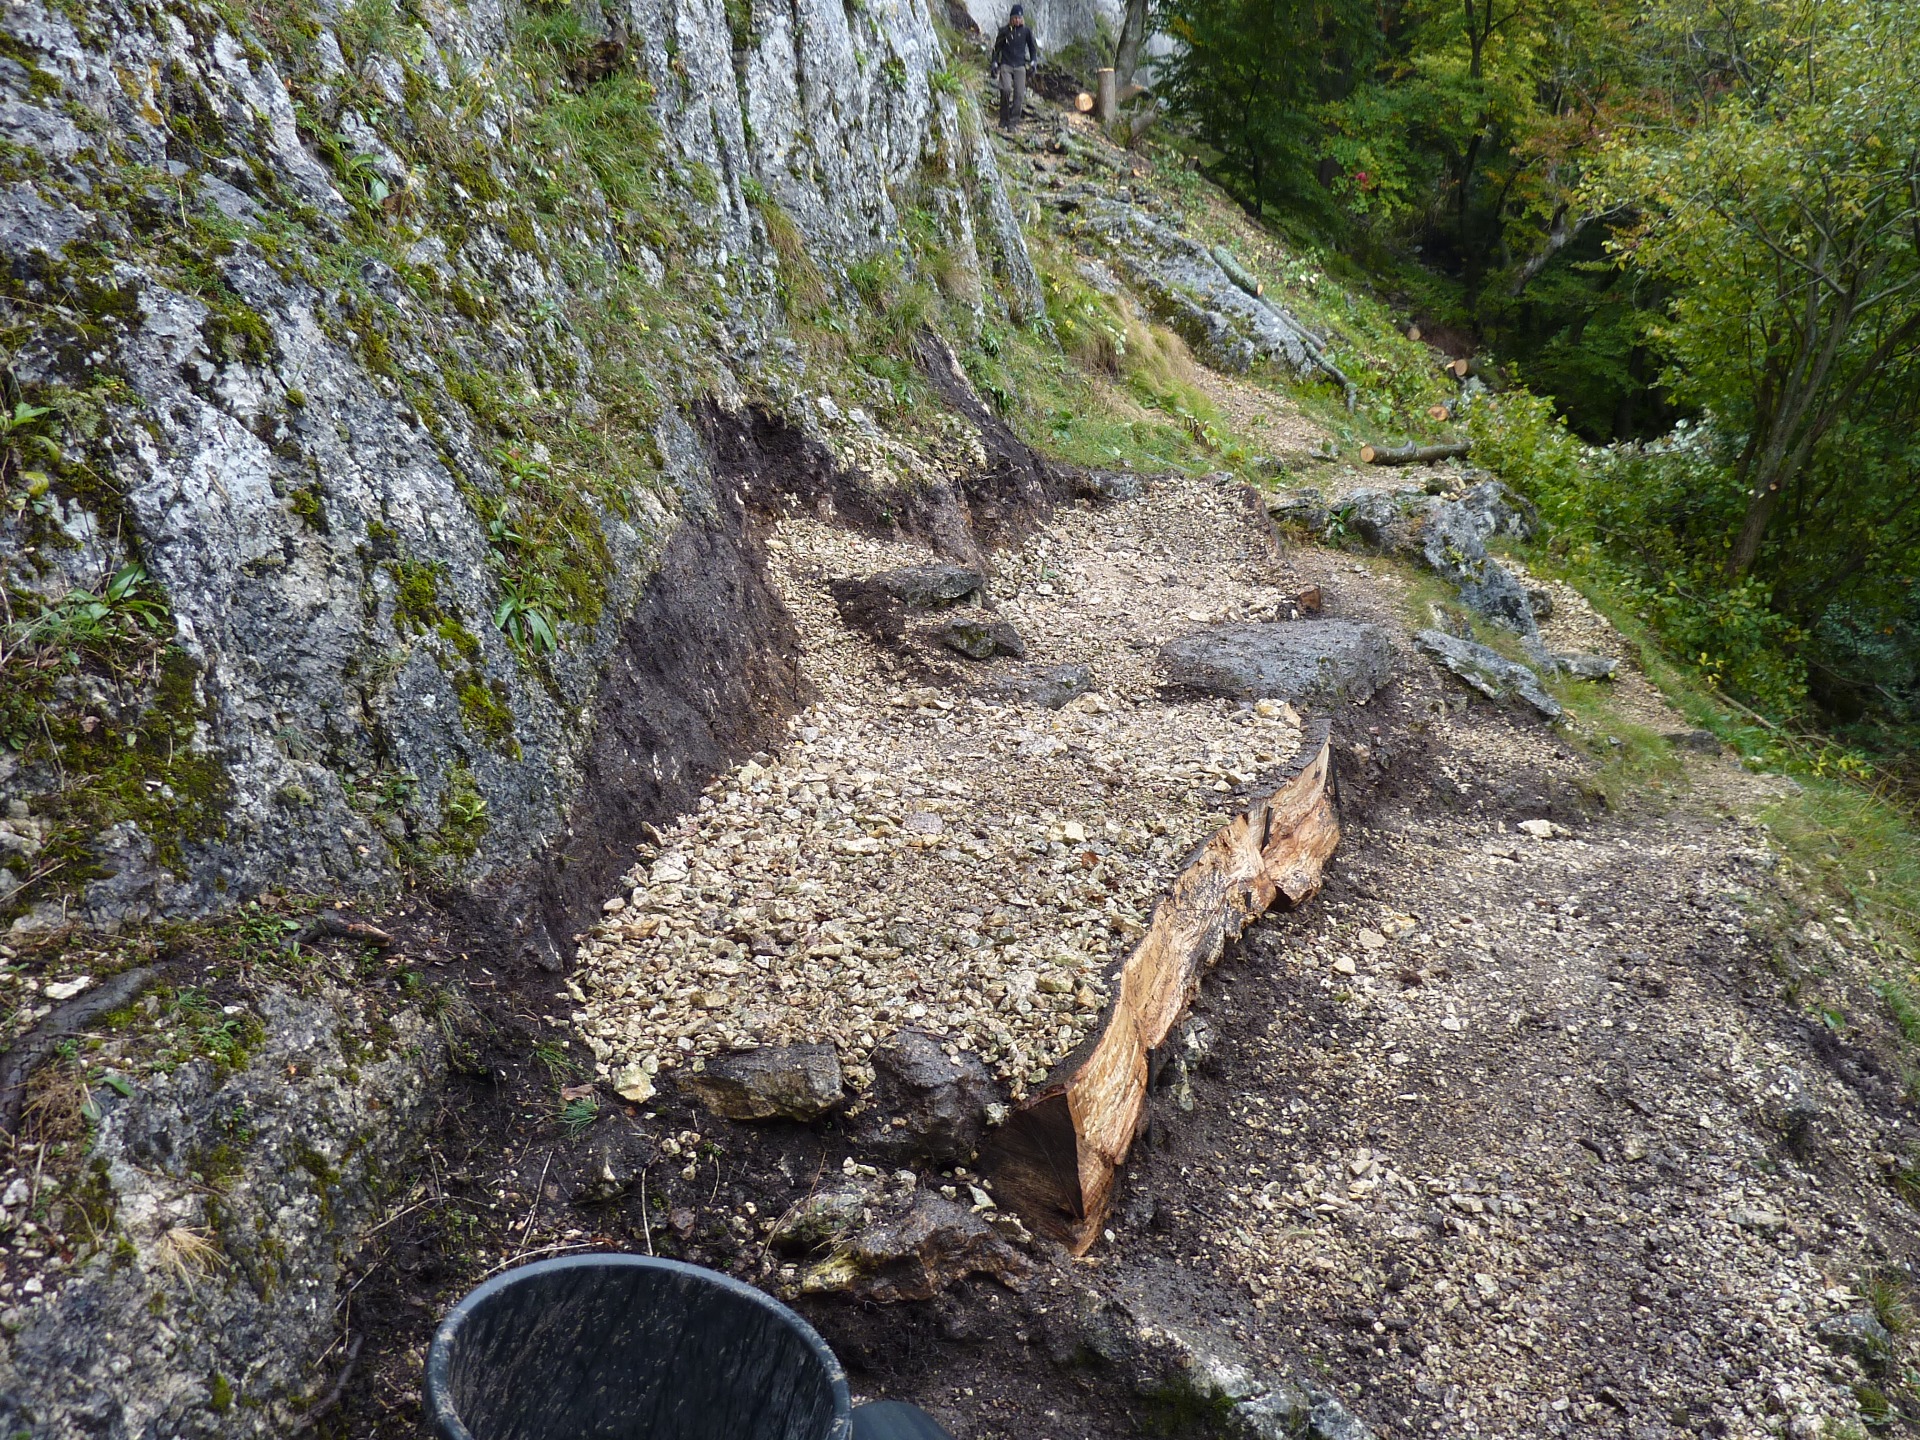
[571,471,1309,1099]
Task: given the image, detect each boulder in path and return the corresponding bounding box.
[873,564,986,607]
[1555,652,1618,680]
[1415,629,1561,719]
[1161,620,1393,705]
[677,1043,844,1121]
[1072,469,1147,503]
[934,617,1026,660]
[983,661,1093,709]
[801,1192,1030,1302]
[862,1028,999,1163]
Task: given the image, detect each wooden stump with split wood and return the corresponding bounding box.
[982,731,1340,1252]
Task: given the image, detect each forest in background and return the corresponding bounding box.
[1139,0,1919,771]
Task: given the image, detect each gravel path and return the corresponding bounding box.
[573,471,1308,1098]
[567,138,1920,1438]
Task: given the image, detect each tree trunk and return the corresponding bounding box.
[1361,441,1471,465]
[1114,0,1149,90]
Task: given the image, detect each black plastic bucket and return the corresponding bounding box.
[426,1254,851,1440]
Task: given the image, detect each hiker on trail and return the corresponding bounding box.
[990,5,1040,129]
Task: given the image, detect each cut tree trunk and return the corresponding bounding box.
[1361,441,1470,466]
[1210,246,1264,299]
[1096,68,1116,125]
[982,732,1339,1252]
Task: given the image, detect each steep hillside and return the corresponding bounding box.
[6,7,1920,1440]
[0,0,1042,955]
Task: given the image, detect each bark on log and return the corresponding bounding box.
[982,732,1339,1252]
[1360,441,1470,466]
[1096,68,1116,125]
[1209,246,1264,299]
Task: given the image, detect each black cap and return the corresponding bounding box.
[1010,4,1023,14]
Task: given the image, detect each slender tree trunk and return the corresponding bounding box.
[1114,0,1149,90]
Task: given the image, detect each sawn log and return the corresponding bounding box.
[982,730,1339,1252]
[1359,441,1470,466]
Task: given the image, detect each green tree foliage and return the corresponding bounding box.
[1159,0,1920,736]
[1595,0,1920,580]
[1153,0,1377,223]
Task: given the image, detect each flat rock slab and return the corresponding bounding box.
[677,1043,845,1121]
[1415,628,1562,719]
[1160,620,1393,705]
[873,565,986,607]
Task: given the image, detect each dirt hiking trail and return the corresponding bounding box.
[567,357,1920,1440]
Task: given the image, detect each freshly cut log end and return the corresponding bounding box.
[1361,441,1470,467]
[982,733,1340,1253]
[1407,325,1422,342]
[1075,92,1095,113]
[1449,357,1473,379]
[1426,404,1451,422]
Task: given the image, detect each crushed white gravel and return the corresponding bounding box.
[572,471,1309,1099]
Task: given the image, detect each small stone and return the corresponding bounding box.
[678,1044,845,1122]
[1815,1311,1893,1366]
[770,1187,874,1254]
[41,977,91,1002]
[1555,652,1616,680]
[1666,728,1723,754]
[1731,1205,1787,1235]
[1332,956,1357,976]
[611,1063,656,1104]
[983,662,1093,710]
[934,617,1026,661]
[1517,819,1556,839]
[1357,929,1386,950]
[1062,821,1087,843]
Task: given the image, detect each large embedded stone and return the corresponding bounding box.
[1160,620,1394,705]
[862,1028,998,1163]
[1415,629,1561,719]
[677,1044,845,1122]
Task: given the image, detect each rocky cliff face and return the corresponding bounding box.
[0,0,1043,945]
[955,0,1125,52]
[0,0,1054,1430]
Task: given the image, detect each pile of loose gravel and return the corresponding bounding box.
[572,471,1308,1100]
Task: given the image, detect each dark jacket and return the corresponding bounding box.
[991,23,1039,68]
